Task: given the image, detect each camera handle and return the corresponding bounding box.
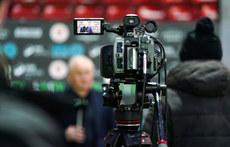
[104,23,123,36]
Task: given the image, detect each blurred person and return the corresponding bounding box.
[0,1,66,146]
[80,21,93,33]
[143,17,230,147]
[63,55,114,147]
[0,54,65,147]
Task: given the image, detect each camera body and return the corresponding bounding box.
[100,14,158,81]
[100,33,158,80]
[74,14,162,108]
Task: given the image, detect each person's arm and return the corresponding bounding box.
[80,27,84,32]
[96,106,115,147]
[89,27,93,33]
[106,107,115,130]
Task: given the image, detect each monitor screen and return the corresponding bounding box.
[74,18,104,35]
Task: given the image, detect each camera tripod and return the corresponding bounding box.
[104,83,168,147]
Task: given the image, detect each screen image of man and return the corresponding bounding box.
[62,55,115,147]
[80,21,93,33]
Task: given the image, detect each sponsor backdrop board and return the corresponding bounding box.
[0,20,219,94]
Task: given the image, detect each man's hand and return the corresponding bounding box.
[65,125,86,143]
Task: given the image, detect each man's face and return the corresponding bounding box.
[68,62,94,93]
[83,22,88,27]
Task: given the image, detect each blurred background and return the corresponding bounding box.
[0,0,228,93]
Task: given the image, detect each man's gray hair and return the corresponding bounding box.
[68,55,94,71]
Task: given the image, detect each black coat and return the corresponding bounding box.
[144,60,230,147]
[61,88,115,147]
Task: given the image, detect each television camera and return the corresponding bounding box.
[74,14,168,147]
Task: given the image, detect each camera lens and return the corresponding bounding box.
[129,18,135,24]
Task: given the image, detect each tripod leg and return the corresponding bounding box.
[155,92,168,147]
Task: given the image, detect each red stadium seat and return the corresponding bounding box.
[200,3,218,21]
[43,4,72,21]
[167,5,199,21]
[106,5,135,21]
[13,0,40,4]
[161,0,189,4]
[137,6,166,21]
[105,0,131,4]
[192,0,217,3]
[74,5,104,18]
[134,0,160,5]
[44,0,70,4]
[11,4,40,20]
[73,0,99,4]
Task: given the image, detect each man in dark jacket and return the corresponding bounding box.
[144,17,230,147]
[80,22,93,33]
[63,55,115,147]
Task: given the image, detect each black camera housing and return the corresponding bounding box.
[100,15,159,82]
[100,45,113,78]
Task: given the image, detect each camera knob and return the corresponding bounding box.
[141,37,148,43]
[125,39,131,45]
[141,44,148,50]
